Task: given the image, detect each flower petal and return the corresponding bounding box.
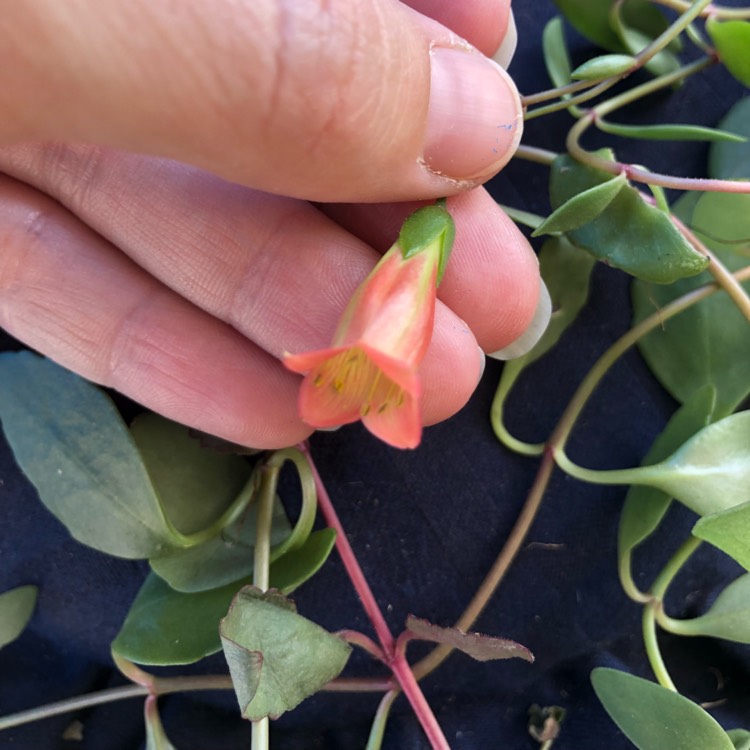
[362,391,422,449]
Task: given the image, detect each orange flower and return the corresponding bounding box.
[284,204,454,449]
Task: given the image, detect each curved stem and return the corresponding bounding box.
[618,550,652,604]
[366,690,400,750]
[552,447,664,486]
[651,536,703,626]
[643,604,677,690]
[522,78,605,107]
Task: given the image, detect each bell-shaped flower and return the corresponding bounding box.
[284,204,454,449]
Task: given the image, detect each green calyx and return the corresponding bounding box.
[397,201,455,284]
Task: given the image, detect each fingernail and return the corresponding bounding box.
[423,47,523,181]
[492,9,518,69]
[487,280,552,361]
[477,346,487,385]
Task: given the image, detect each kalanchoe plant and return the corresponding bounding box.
[2,1,750,749]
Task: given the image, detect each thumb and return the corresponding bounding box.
[0,0,523,202]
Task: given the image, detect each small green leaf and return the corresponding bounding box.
[112,573,238,665]
[405,616,533,663]
[638,411,750,516]
[571,54,635,80]
[693,500,750,571]
[665,573,750,643]
[709,98,750,179]
[633,218,750,418]
[149,497,290,593]
[220,587,351,721]
[130,414,252,536]
[144,696,177,750]
[707,19,750,87]
[533,172,627,237]
[728,729,750,750]
[550,151,708,283]
[0,585,38,649]
[0,352,175,559]
[542,17,573,90]
[618,385,716,559]
[597,119,747,143]
[592,668,735,750]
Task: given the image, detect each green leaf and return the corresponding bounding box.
[550,151,708,283]
[693,500,750,571]
[0,352,175,559]
[638,411,750,516]
[707,19,750,87]
[268,529,337,593]
[0,585,38,649]
[551,0,678,56]
[149,497,290,593]
[709,98,750,179]
[571,54,635,80]
[728,729,750,750]
[533,172,627,237]
[405,616,533,663]
[633,220,750,417]
[507,236,595,370]
[610,2,680,78]
[691,192,750,255]
[542,17,572,90]
[113,531,334,665]
[220,587,351,721]
[597,119,747,143]
[592,668,735,750]
[618,385,716,559]
[398,204,455,283]
[144,696,177,750]
[665,573,750,643]
[130,414,252,536]
[111,573,238,665]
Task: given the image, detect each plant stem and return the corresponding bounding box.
[251,458,278,750]
[300,443,450,750]
[643,604,677,690]
[522,78,604,107]
[0,677,234,732]
[513,144,560,166]
[671,215,750,323]
[652,537,704,632]
[366,690,400,750]
[650,0,750,18]
[338,630,388,663]
[618,550,653,604]
[491,360,546,457]
[525,79,616,120]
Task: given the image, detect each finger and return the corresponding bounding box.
[320,189,541,354]
[0,174,311,449]
[0,151,483,430]
[1,0,522,202]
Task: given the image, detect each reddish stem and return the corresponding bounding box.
[299,442,450,750]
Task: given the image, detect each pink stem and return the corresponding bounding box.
[299,442,451,750]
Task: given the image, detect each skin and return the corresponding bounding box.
[0,0,540,449]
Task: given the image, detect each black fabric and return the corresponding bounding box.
[2,3,749,748]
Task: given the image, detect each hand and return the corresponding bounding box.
[0,0,541,448]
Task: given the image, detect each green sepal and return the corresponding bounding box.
[398,203,455,284]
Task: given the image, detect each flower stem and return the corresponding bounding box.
[300,443,450,750]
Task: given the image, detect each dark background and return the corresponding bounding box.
[2,2,749,748]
